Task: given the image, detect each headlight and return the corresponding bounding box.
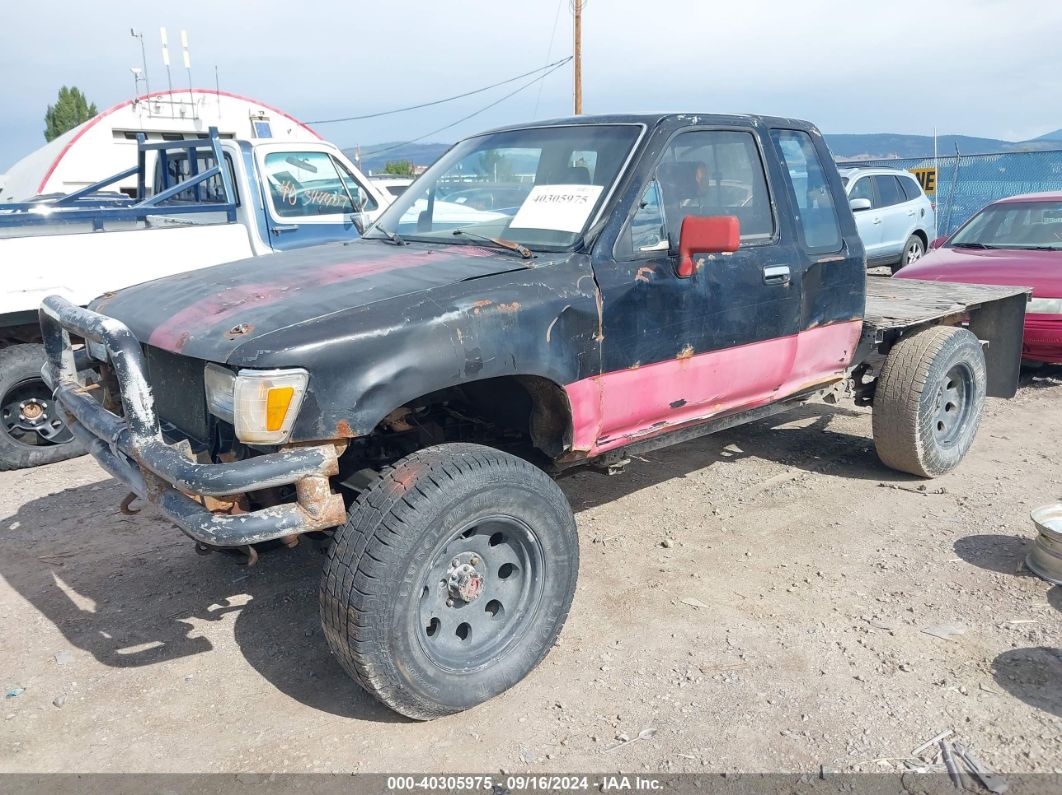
[204,363,236,423]
[203,364,308,444]
[1028,297,1062,314]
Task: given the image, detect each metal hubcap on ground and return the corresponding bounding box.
[907,240,924,263]
[1,379,72,447]
[931,363,973,447]
[417,517,544,672]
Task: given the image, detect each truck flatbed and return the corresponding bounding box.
[861,275,1029,397]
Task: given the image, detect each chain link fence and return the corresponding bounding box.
[840,149,1062,237]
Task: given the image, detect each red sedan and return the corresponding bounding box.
[895,192,1062,363]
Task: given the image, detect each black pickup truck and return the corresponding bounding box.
[41,113,1028,720]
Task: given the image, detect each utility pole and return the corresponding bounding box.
[573,0,584,115]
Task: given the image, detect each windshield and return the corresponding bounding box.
[367,124,641,250]
[950,200,1062,250]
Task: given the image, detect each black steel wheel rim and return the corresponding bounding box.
[0,377,73,448]
[416,515,545,673]
[931,363,974,447]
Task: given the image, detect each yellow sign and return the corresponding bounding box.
[909,167,937,196]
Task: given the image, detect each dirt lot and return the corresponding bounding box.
[1,367,1060,775]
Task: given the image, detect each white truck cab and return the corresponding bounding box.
[0,129,387,470]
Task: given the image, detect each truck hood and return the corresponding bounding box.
[92,240,534,364]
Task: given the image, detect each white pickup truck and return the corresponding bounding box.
[0,128,388,470]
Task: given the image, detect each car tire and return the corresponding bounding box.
[0,344,84,471]
[892,234,926,273]
[872,326,986,478]
[319,443,579,720]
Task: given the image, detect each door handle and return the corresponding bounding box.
[271,224,299,234]
[763,265,791,285]
[872,217,883,225]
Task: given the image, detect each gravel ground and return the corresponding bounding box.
[1,366,1060,774]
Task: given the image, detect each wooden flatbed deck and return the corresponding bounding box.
[863,275,1029,342]
[860,275,1030,397]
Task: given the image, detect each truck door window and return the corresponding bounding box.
[771,129,842,252]
[332,156,378,213]
[264,151,360,218]
[617,129,773,258]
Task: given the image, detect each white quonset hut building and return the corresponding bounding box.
[1,89,321,201]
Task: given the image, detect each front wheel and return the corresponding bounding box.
[872,326,986,477]
[320,443,579,720]
[0,344,84,471]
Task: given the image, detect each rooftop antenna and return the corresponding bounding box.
[214,65,222,119]
[160,27,174,116]
[130,67,145,98]
[129,28,151,98]
[181,29,197,119]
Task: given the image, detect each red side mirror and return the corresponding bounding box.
[930,235,948,250]
[677,215,740,278]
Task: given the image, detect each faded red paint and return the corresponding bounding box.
[566,320,863,454]
[148,248,493,352]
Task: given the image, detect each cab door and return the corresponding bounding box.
[588,126,801,451]
[255,145,379,251]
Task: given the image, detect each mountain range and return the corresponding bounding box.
[346,129,1062,173]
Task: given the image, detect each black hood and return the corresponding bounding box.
[92,239,531,364]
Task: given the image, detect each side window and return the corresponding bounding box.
[873,175,905,207]
[333,157,378,213]
[625,180,668,252]
[771,129,841,252]
[263,151,362,218]
[849,177,875,206]
[899,175,922,202]
[656,129,774,245]
[155,151,239,205]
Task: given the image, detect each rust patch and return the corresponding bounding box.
[635,266,654,284]
[677,344,695,360]
[226,322,253,339]
[471,299,493,315]
[498,302,520,313]
[335,419,354,437]
[173,331,191,352]
[670,399,687,409]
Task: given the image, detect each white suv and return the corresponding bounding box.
[839,167,935,273]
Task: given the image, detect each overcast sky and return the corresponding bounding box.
[2,0,1059,170]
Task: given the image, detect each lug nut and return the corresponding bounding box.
[446,598,454,607]
[470,555,480,566]
[451,557,460,567]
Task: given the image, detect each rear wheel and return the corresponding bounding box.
[320,443,579,720]
[0,344,83,471]
[892,234,925,273]
[872,326,986,477]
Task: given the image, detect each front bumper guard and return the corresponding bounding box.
[39,296,346,547]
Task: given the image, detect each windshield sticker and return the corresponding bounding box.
[509,184,604,233]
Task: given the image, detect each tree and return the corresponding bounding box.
[43,86,98,142]
[383,160,415,177]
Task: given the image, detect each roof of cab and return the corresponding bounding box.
[478,112,818,136]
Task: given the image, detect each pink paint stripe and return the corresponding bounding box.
[566,320,863,455]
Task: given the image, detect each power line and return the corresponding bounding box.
[309,57,572,125]
[533,0,566,118]
[363,58,572,159]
